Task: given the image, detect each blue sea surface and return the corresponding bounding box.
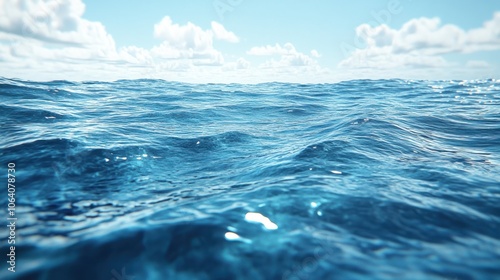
[1,77,499,280]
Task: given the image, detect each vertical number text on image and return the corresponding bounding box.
[7,162,17,273]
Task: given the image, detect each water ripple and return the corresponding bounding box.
[0,78,499,280]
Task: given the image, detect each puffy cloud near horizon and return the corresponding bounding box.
[3,1,493,83]
[340,12,500,69]
[154,16,215,53]
[151,16,240,66]
[0,0,250,81]
[247,43,319,67]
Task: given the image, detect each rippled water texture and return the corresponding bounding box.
[1,78,499,279]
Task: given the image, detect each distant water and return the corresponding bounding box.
[1,77,499,280]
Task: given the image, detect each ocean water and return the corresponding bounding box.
[1,77,499,280]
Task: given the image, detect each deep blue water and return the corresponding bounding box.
[1,77,499,280]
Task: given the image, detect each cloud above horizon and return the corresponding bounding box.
[151,16,241,66]
[247,43,320,67]
[0,0,114,49]
[0,0,326,82]
[0,0,498,82]
[339,12,500,69]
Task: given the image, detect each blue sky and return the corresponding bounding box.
[0,0,499,82]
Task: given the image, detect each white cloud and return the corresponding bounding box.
[465,12,500,52]
[154,16,214,52]
[151,16,241,65]
[247,42,304,56]
[247,43,318,67]
[3,1,494,83]
[235,57,250,69]
[340,12,500,69]
[311,49,321,58]
[222,57,250,71]
[0,0,119,67]
[339,46,449,69]
[240,42,330,82]
[119,46,153,64]
[211,21,239,43]
[391,18,466,55]
[150,41,225,65]
[0,0,115,50]
[0,2,247,81]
